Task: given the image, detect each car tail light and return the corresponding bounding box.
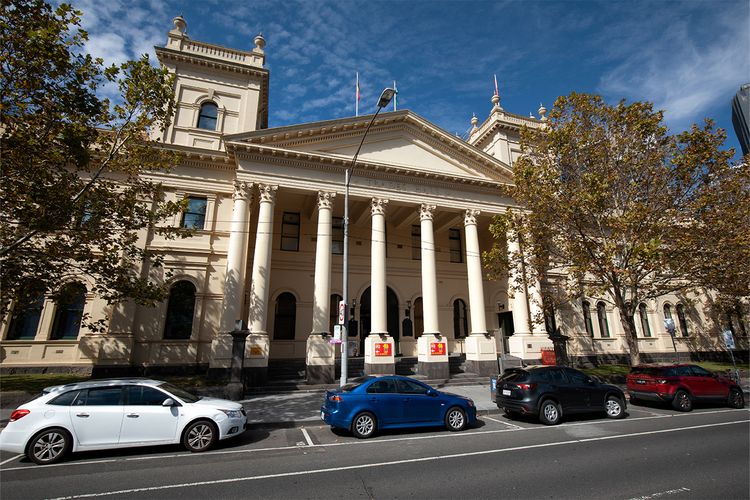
[329,394,343,402]
[9,409,30,422]
[516,383,536,391]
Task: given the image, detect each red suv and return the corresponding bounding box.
[627,364,745,411]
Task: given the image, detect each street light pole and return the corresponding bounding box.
[341,87,396,386]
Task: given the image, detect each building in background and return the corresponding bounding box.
[1,17,746,380]
[732,83,750,156]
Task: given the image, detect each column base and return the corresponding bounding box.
[464,333,498,376]
[417,334,449,379]
[364,334,395,375]
[306,335,335,384]
[417,361,449,379]
[508,334,554,362]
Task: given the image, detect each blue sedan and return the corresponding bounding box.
[320,375,476,438]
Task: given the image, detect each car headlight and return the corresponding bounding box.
[466,399,475,407]
[220,409,243,418]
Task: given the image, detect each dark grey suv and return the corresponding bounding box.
[495,366,627,425]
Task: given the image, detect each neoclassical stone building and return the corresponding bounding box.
[1,17,746,381]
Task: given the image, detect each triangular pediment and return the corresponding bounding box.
[224,110,514,185]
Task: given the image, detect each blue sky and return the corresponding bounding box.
[70,0,749,159]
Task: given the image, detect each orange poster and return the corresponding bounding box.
[430,342,446,355]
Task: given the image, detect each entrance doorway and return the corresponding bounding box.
[359,286,400,355]
[497,311,515,354]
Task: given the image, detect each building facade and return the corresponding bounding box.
[1,17,747,380]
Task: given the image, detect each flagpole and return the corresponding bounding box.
[393,80,397,111]
[355,72,359,117]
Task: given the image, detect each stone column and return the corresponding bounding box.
[210,181,253,372]
[462,209,498,376]
[528,279,548,335]
[506,229,553,361]
[245,184,277,386]
[307,191,335,384]
[416,204,448,379]
[364,198,395,375]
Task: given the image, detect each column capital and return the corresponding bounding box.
[419,204,436,221]
[317,191,336,210]
[464,209,481,226]
[257,184,278,203]
[371,198,389,216]
[233,180,253,201]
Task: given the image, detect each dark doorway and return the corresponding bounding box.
[497,311,515,354]
[359,286,401,355]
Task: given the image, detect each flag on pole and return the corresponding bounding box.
[393,80,397,111]
[355,72,360,117]
[493,74,499,97]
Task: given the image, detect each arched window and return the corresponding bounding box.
[328,294,342,335]
[676,304,689,337]
[597,302,610,338]
[51,283,86,340]
[582,301,594,337]
[273,292,296,340]
[453,299,468,338]
[413,297,424,338]
[197,102,218,130]
[639,303,652,337]
[7,288,45,340]
[163,281,196,340]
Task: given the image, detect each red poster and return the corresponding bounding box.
[374,343,392,356]
[430,342,446,355]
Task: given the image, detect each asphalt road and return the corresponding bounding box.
[1,403,748,500]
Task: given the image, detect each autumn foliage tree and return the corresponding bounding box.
[0,0,184,326]
[486,92,750,365]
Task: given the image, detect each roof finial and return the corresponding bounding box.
[172,15,187,34]
[254,33,266,51]
[538,102,547,122]
[470,113,479,133]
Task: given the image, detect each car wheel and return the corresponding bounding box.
[539,399,561,425]
[672,389,693,412]
[183,420,217,452]
[351,412,377,439]
[445,407,467,432]
[27,428,71,465]
[728,388,745,409]
[605,395,626,419]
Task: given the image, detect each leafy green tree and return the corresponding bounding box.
[0,0,184,326]
[486,92,750,365]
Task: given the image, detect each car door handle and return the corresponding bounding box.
[76,413,90,418]
[126,413,140,418]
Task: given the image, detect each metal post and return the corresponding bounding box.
[340,88,396,386]
[227,320,249,400]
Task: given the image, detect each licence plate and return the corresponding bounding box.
[502,389,511,396]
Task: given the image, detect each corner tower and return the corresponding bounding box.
[154,15,269,150]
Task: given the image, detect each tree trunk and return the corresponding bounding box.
[612,293,640,366]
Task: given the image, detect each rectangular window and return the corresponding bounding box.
[332,217,343,255]
[181,196,207,230]
[411,225,421,260]
[281,212,300,251]
[449,228,463,263]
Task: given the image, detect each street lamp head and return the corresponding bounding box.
[377,88,397,108]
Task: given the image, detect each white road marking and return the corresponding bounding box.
[2,408,746,472]
[0,454,23,466]
[482,415,523,429]
[628,486,691,499]
[46,420,747,500]
[300,427,314,447]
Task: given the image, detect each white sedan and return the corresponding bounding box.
[0,378,247,465]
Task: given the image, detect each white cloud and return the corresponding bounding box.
[598,7,750,130]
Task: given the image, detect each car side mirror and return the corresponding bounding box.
[162,398,178,407]
[587,378,596,385]
[427,389,438,397]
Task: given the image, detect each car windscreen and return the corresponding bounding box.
[158,382,200,403]
[499,369,529,382]
[341,376,376,392]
